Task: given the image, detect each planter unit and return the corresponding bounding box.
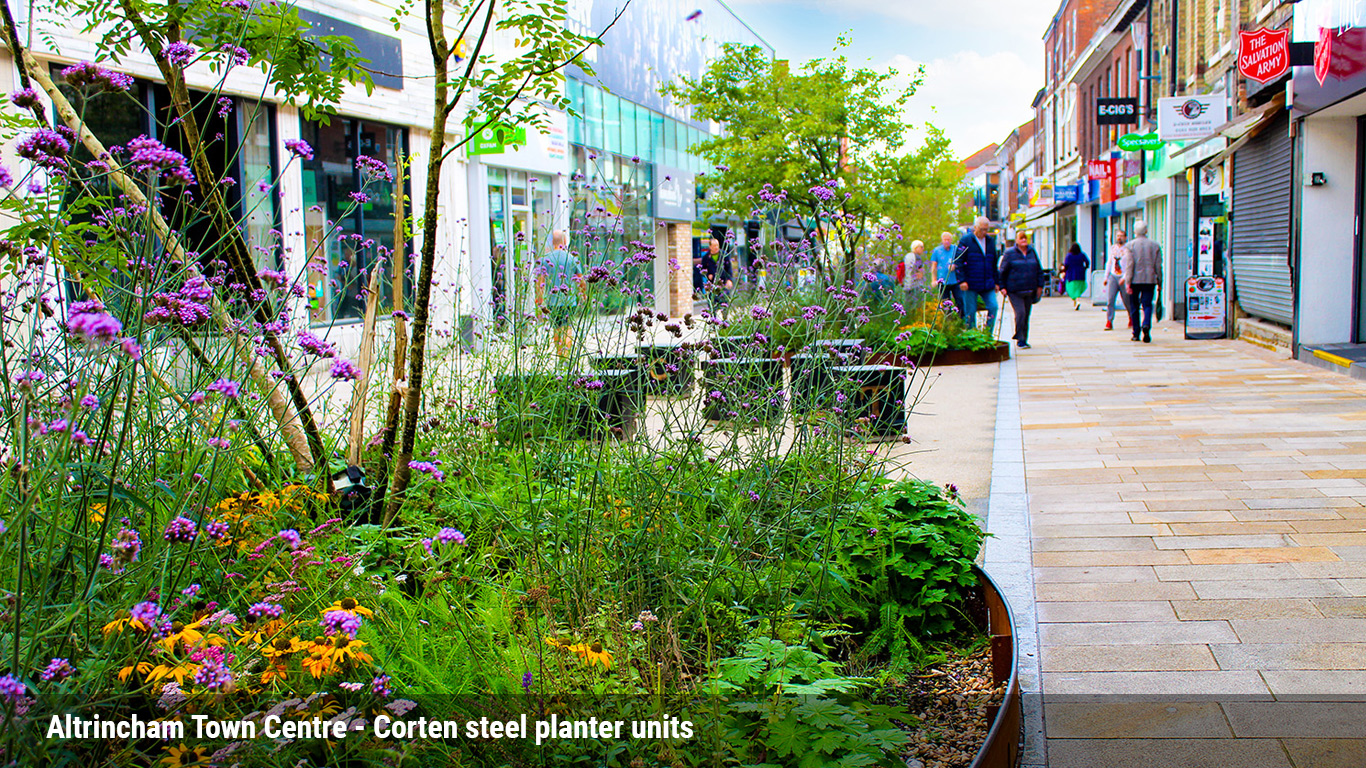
[831,364,907,439]
[702,357,785,423]
[636,342,698,396]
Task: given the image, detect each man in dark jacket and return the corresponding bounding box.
[998,230,1047,349]
[954,216,999,331]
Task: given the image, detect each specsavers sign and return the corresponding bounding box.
[1157,95,1227,141]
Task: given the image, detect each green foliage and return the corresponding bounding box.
[832,480,985,668]
[711,638,911,768]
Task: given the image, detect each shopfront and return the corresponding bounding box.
[1291,0,1366,347]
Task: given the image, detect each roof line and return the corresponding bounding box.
[714,0,776,54]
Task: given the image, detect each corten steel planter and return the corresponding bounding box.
[636,342,698,396]
[493,370,643,443]
[866,342,1011,368]
[831,364,907,439]
[813,337,866,365]
[970,565,1022,768]
[711,335,774,361]
[590,352,643,373]
[702,357,785,423]
[789,352,837,413]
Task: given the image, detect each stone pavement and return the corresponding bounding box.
[989,296,1366,768]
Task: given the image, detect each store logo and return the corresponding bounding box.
[1174,99,1210,120]
[1315,27,1333,86]
[1237,27,1290,84]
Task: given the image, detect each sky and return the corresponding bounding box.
[720,0,1059,159]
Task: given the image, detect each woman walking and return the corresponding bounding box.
[1062,243,1090,310]
[998,230,1046,349]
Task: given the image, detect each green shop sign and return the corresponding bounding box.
[466,120,528,156]
[1117,132,1165,152]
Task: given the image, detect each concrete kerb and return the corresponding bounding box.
[983,355,1046,768]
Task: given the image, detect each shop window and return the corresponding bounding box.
[300,117,409,324]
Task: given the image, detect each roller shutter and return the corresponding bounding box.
[1230,112,1294,326]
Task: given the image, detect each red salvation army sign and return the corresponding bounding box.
[1238,27,1290,83]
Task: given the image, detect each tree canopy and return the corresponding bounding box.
[665,39,968,280]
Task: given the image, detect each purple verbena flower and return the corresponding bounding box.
[330,358,361,381]
[15,129,71,169]
[297,330,336,358]
[277,528,302,549]
[9,87,40,109]
[130,601,161,626]
[435,527,465,546]
[284,139,313,161]
[40,658,75,683]
[163,41,198,67]
[66,309,123,347]
[163,516,197,543]
[321,609,362,638]
[370,674,392,697]
[207,378,242,398]
[60,62,133,93]
[247,602,284,620]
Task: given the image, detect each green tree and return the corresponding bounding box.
[665,38,927,282]
[873,126,973,246]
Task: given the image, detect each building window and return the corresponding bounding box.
[300,117,409,324]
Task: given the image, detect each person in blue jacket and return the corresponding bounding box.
[998,230,1047,348]
[954,216,999,331]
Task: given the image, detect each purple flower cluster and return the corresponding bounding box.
[0,165,12,188]
[371,674,392,698]
[125,135,195,185]
[207,378,242,398]
[204,520,230,540]
[321,609,362,638]
[284,139,313,160]
[277,528,302,549]
[12,369,46,393]
[16,129,72,169]
[193,658,233,690]
[297,330,337,358]
[330,358,361,381]
[220,44,249,67]
[221,0,251,10]
[144,275,214,326]
[435,527,465,546]
[521,671,533,692]
[163,516,198,543]
[9,87,39,109]
[246,602,284,620]
[67,308,122,347]
[40,658,76,682]
[61,62,133,93]
[112,526,142,565]
[163,41,197,67]
[130,601,161,626]
[408,461,445,483]
[0,674,27,702]
[355,155,393,182]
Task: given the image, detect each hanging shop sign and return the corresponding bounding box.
[1157,95,1227,140]
[1028,176,1054,206]
[1239,27,1291,83]
[1054,183,1080,203]
[1185,276,1227,339]
[1087,159,1111,179]
[1096,97,1139,125]
[1118,132,1166,151]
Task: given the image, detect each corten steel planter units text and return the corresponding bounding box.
[702,356,785,422]
[831,364,906,439]
[970,565,1022,768]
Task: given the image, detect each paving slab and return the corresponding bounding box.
[997,300,1366,766]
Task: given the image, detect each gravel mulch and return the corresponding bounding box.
[888,645,1008,768]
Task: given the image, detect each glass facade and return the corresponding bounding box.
[300,118,409,324]
[487,169,555,321]
[565,78,710,173]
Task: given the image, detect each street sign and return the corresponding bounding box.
[1157,95,1227,140]
[1118,132,1166,151]
[1185,276,1227,339]
[1238,27,1290,83]
[1096,97,1139,125]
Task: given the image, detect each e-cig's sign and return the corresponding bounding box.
[1096,97,1139,125]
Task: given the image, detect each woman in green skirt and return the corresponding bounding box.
[1062,242,1090,310]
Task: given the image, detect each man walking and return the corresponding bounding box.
[1103,228,1130,331]
[1121,220,1163,343]
[930,231,958,309]
[998,230,1046,349]
[701,234,735,320]
[955,216,999,332]
[536,230,585,358]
